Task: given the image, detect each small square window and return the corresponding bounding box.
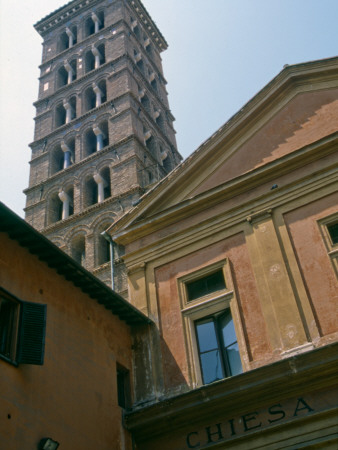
[327,222,338,245]
[186,270,226,301]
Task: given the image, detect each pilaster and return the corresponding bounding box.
[245,209,311,355]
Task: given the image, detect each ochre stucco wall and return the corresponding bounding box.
[0,233,133,450]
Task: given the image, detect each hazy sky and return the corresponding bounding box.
[0,0,337,217]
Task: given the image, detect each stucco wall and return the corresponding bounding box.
[0,232,133,450]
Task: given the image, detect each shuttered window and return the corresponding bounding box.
[0,288,46,366]
[17,301,47,365]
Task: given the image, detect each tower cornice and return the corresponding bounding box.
[34,0,102,36]
[34,0,168,52]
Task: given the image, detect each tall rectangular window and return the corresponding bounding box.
[195,310,242,384]
[0,295,20,360]
[0,288,46,365]
[117,364,130,409]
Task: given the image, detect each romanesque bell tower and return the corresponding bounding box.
[24,0,181,295]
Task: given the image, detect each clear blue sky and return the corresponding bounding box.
[0,0,337,216]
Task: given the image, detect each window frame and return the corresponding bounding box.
[177,259,246,387]
[318,213,338,278]
[116,363,131,410]
[195,309,242,385]
[0,287,47,366]
[0,290,20,364]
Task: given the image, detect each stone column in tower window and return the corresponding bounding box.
[93,125,105,151]
[91,12,101,33]
[60,141,72,169]
[64,60,75,84]
[92,83,103,107]
[63,100,73,124]
[58,190,71,219]
[66,27,75,48]
[93,172,108,203]
[91,45,102,69]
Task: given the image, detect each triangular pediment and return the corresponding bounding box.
[109,57,338,235]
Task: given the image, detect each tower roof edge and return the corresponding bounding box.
[34,0,168,51]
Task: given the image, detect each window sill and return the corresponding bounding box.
[0,354,18,367]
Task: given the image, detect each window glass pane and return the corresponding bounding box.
[0,297,18,359]
[328,222,338,244]
[196,319,218,352]
[227,342,242,376]
[186,270,225,301]
[220,312,237,347]
[200,350,223,384]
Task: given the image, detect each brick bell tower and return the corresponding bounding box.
[24,0,181,295]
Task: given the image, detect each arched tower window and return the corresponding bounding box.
[58,186,74,220]
[85,50,95,73]
[94,121,109,150]
[55,97,76,128]
[71,235,86,266]
[141,94,150,113]
[84,121,109,157]
[84,128,97,157]
[50,144,64,175]
[84,11,104,37]
[84,176,98,207]
[156,113,166,134]
[84,80,107,112]
[60,138,75,169]
[132,22,141,40]
[144,129,156,157]
[146,136,156,157]
[84,86,96,112]
[162,152,172,173]
[150,78,158,93]
[100,167,111,200]
[57,59,77,88]
[55,103,66,128]
[85,44,105,73]
[93,167,111,203]
[57,66,68,88]
[58,26,77,52]
[136,58,144,74]
[48,192,63,224]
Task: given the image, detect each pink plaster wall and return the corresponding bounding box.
[284,192,338,337]
[192,89,338,196]
[154,233,271,392]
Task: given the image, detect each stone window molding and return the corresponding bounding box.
[177,259,247,387]
[318,212,338,278]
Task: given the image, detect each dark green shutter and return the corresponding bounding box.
[17,302,46,365]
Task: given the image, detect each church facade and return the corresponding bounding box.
[109,56,338,449]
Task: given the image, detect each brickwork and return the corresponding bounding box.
[25,0,182,295]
